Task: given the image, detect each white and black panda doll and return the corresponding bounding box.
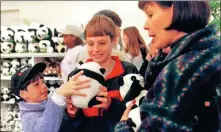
[2,59,11,68]
[1,27,15,42]
[15,43,28,53]
[1,87,11,102]
[68,61,106,108]
[1,41,15,53]
[118,73,147,131]
[20,58,29,68]
[28,42,40,53]
[10,58,20,68]
[36,24,58,40]
[14,29,26,44]
[39,40,55,53]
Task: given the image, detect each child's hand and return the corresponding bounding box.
[93,86,111,110]
[120,100,136,121]
[56,70,90,97]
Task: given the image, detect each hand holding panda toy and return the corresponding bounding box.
[118,73,147,131]
[68,61,106,108]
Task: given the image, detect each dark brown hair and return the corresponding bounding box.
[94,9,122,27]
[84,15,116,41]
[123,26,147,57]
[138,1,210,33]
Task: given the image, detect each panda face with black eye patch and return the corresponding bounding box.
[20,58,29,67]
[1,42,14,53]
[10,59,20,68]
[15,43,28,53]
[28,43,40,53]
[119,74,145,103]
[1,28,15,42]
[14,29,26,43]
[26,28,37,43]
[69,61,106,108]
[37,25,52,40]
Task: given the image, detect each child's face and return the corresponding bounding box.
[86,35,114,65]
[20,79,48,103]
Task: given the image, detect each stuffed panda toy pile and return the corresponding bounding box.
[1,42,14,53]
[14,29,28,53]
[0,87,16,103]
[68,61,106,108]
[118,73,147,131]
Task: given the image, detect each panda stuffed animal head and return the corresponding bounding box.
[10,58,20,68]
[20,58,29,68]
[118,74,145,103]
[1,28,15,42]
[14,29,26,43]
[118,73,147,131]
[1,41,14,53]
[39,40,55,53]
[36,25,58,40]
[28,42,40,53]
[15,43,28,53]
[68,61,106,108]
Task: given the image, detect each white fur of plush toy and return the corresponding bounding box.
[1,28,15,42]
[10,58,20,68]
[1,87,11,102]
[1,42,14,53]
[69,61,106,108]
[39,40,55,53]
[14,29,26,43]
[118,73,147,131]
[28,42,40,53]
[15,43,28,53]
[9,67,17,75]
[28,58,32,67]
[2,60,11,68]
[20,58,29,68]
[37,25,58,40]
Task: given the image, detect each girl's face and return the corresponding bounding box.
[143,2,174,49]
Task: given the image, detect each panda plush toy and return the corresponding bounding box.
[15,43,28,53]
[36,25,58,40]
[1,28,15,42]
[52,36,67,53]
[68,61,106,108]
[118,73,147,131]
[28,42,40,53]
[1,42,14,53]
[20,58,29,68]
[39,40,55,53]
[1,87,12,102]
[10,58,20,68]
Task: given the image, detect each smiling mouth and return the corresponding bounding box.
[93,54,103,58]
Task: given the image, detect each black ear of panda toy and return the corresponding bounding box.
[68,61,107,108]
[118,73,147,131]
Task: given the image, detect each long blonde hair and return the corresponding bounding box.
[123,26,147,57]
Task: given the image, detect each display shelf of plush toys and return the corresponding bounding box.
[1,52,66,58]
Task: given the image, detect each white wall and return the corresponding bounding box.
[1,1,151,44]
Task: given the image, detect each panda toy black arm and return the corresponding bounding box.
[103,62,139,121]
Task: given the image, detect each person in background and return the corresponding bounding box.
[11,62,90,132]
[115,1,220,131]
[121,26,148,70]
[60,25,85,83]
[60,15,138,132]
[77,9,130,63]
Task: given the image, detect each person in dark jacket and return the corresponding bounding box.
[59,15,138,132]
[115,1,220,132]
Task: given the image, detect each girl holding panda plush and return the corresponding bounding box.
[60,15,139,132]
